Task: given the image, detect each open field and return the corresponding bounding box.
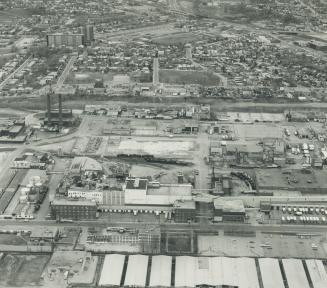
[152,32,202,45]
[65,72,114,84]
[160,69,221,86]
[0,254,49,286]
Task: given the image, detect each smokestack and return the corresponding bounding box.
[152,51,159,87]
[47,93,51,126]
[185,43,192,60]
[178,172,184,184]
[58,94,63,129]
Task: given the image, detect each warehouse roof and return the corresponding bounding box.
[175,256,259,288]
[148,183,192,196]
[149,255,172,287]
[51,198,97,206]
[259,258,284,288]
[213,199,245,213]
[305,259,327,288]
[282,259,310,288]
[124,255,148,287]
[98,254,125,286]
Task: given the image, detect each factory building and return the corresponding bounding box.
[67,187,103,204]
[44,92,74,128]
[124,177,193,206]
[213,199,246,222]
[46,33,84,48]
[50,198,97,220]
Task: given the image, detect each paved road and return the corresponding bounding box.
[1,218,327,235]
[0,56,32,90]
[55,55,77,91]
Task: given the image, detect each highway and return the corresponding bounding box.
[0,55,32,91]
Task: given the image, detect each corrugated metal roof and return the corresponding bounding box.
[282,259,310,288]
[124,255,148,287]
[259,258,285,288]
[98,254,125,286]
[149,255,172,287]
[305,259,327,288]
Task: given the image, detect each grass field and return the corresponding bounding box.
[65,72,114,84]
[160,69,221,86]
[152,32,202,45]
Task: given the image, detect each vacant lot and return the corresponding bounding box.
[0,254,49,286]
[13,255,50,286]
[160,69,221,86]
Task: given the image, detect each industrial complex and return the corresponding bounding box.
[1,0,327,287]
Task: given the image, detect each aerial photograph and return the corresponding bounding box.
[0,0,327,287]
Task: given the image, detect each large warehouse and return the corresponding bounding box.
[98,254,327,288]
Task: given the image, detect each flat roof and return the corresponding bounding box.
[282,259,310,288]
[148,184,192,196]
[124,255,148,287]
[51,198,97,206]
[98,254,125,286]
[149,255,172,287]
[213,199,245,213]
[175,256,258,288]
[259,258,284,288]
[305,259,327,288]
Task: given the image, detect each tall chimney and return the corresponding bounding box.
[152,51,159,87]
[58,94,63,129]
[47,93,51,126]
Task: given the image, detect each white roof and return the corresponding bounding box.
[98,254,125,286]
[175,257,259,288]
[305,260,327,288]
[175,256,196,287]
[259,258,285,288]
[282,259,310,288]
[124,255,148,287]
[149,255,172,287]
[236,257,260,288]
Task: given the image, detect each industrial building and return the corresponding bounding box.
[213,199,246,222]
[124,177,193,206]
[44,92,74,128]
[50,198,97,220]
[67,187,103,204]
[97,254,327,288]
[46,33,84,48]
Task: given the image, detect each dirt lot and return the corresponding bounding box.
[0,254,49,286]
